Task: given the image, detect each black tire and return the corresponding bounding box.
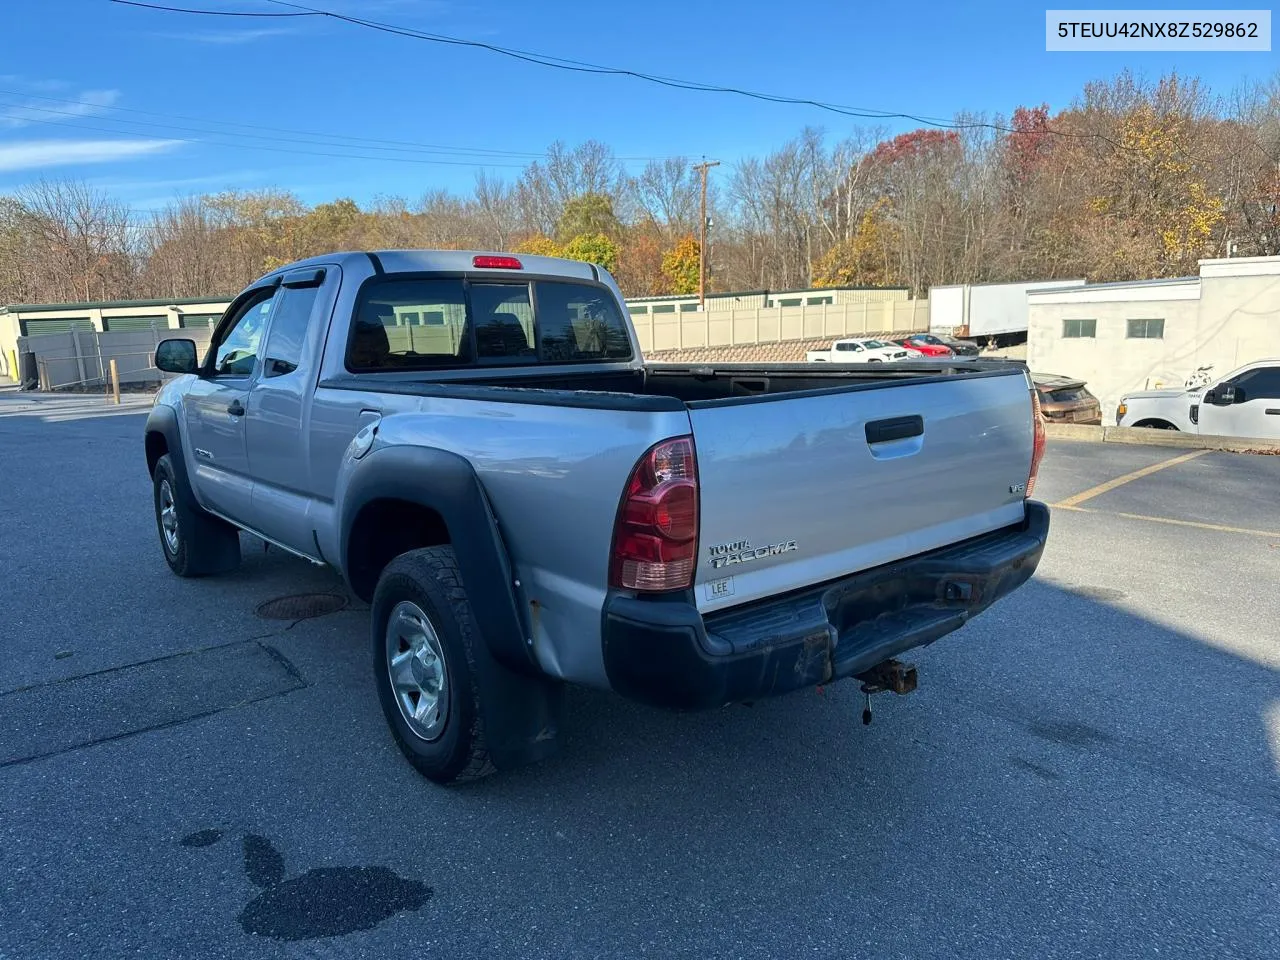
[152,453,241,577]
[371,546,496,785]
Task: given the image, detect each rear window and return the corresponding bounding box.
[1042,386,1087,403]
[346,276,632,371]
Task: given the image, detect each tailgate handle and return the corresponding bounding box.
[865,415,923,444]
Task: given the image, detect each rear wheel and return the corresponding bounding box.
[371,546,496,785]
[152,454,241,577]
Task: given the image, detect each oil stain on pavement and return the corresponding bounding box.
[181,829,432,942]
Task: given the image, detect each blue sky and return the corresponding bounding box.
[1,0,1275,211]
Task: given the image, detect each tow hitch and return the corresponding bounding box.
[854,659,918,725]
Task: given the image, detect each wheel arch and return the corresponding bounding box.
[144,404,199,500]
[339,445,535,675]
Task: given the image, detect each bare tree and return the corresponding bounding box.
[634,158,698,237]
[15,179,136,302]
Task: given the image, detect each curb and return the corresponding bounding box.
[1045,422,1280,454]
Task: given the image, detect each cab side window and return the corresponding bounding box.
[262,285,321,377]
[213,292,277,377]
[1227,366,1280,401]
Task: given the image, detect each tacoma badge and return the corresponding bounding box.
[707,538,798,569]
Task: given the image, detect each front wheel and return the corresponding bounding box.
[371,547,496,785]
[152,454,241,577]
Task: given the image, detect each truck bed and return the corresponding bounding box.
[325,359,1021,408]
[321,360,1035,616]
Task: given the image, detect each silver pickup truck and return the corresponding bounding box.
[145,250,1049,784]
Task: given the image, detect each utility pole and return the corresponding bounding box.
[694,159,720,309]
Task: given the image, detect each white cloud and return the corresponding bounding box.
[0,139,181,173]
[152,27,298,45]
[0,90,122,129]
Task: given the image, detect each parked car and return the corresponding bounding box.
[807,337,922,362]
[1116,359,1280,438]
[1033,374,1102,425]
[934,334,981,357]
[145,250,1049,784]
[892,334,955,358]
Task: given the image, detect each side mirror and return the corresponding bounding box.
[1215,384,1238,405]
[155,338,198,375]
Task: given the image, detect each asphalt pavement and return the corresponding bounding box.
[1,393,1277,959]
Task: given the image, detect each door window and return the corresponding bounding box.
[262,285,321,377]
[1226,366,1280,401]
[213,292,276,377]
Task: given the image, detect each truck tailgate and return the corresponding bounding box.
[689,369,1034,613]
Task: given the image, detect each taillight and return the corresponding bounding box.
[472,255,523,269]
[609,436,699,592]
[1027,388,1047,497]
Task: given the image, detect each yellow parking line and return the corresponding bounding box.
[1052,504,1279,539]
[1054,449,1211,507]
[1112,512,1280,539]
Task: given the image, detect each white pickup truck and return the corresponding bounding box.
[1116,359,1280,439]
[807,338,921,363]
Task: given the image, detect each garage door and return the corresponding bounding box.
[21,318,94,336]
[104,316,166,332]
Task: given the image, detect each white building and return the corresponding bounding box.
[1027,256,1280,423]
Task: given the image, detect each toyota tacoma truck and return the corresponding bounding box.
[145,250,1049,784]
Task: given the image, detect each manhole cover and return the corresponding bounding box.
[255,593,348,621]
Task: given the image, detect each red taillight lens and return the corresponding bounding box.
[472,255,523,269]
[610,436,699,592]
[1027,388,1047,497]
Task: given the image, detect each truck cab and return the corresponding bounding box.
[1117,359,1280,438]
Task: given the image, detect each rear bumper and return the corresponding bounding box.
[602,501,1050,709]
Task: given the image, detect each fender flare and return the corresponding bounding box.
[144,404,197,503]
[340,445,560,770]
[339,444,535,676]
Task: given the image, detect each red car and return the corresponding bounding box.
[894,334,955,357]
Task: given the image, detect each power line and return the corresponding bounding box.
[114,0,310,14]
[112,0,1155,154]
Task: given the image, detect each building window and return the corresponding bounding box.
[628,305,648,315]
[778,297,802,307]
[1127,318,1164,339]
[1062,319,1096,339]
[651,304,676,314]
[679,302,699,312]
[806,295,833,305]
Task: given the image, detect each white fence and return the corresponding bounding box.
[17,328,212,391]
[632,299,929,353]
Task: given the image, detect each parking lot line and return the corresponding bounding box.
[1053,449,1211,507]
[1053,503,1280,539]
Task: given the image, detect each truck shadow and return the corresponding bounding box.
[523,578,1277,810]
[466,578,1278,951]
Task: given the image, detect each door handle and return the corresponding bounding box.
[1265,408,1279,416]
[865,415,924,444]
[227,399,245,416]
